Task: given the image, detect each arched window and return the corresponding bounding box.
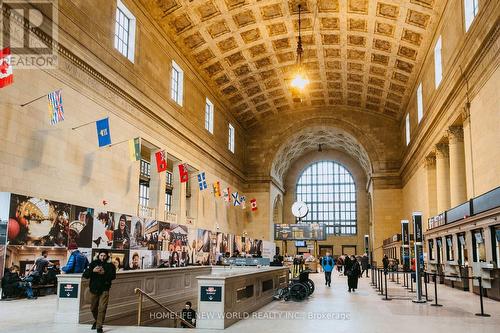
[296,161,357,235]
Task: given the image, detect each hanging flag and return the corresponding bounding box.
[47,90,64,125]
[232,192,240,206]
[197,172,207,191]
[179,163,189,183]
[128,137,141,161]
[155,150,167,173]
[213,181,221,197]
[0,47,13,88]
[96,117,111,147]
[250,199,258,211]
[222,187,231,203]
[240,196,246,209]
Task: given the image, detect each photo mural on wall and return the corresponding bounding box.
[1,191,269,276]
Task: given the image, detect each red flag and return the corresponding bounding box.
[0,48,13,88]
[250,199,257,211]
[179,163,188,183]
[155,150,167,173]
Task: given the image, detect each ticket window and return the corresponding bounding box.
[492,226,500,268]
[445,236,454,261]
[436,238,443,264]
[472,229,486,262]
[457,233,468,266]
[428,239,435,260]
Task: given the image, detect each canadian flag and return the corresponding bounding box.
[0,48,13,88]
[250,199,257,211]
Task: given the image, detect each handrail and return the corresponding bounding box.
[134,288,195,329]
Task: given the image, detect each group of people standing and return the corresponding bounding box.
[320,253,370,292]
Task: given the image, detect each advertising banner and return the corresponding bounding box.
[274,223,326,240]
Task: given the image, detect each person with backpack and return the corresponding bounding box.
[321,252,335,287]
[62,246,89,274]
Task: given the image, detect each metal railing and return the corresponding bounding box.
[134,288,195,328]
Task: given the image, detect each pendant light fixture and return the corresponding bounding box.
[290,4,309,96]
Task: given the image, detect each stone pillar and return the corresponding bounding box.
[172,162,186,224]
[461,107,474,199]
[448,126,467,206]
[149,150,166,216]
[435,142,450,213]
[425,155,437,217]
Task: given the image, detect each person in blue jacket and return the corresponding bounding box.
[62,246,89,274]
[321,252,335,287]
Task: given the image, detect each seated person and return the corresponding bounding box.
[2,266,36,299]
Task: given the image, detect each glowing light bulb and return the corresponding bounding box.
[290,72,310,91]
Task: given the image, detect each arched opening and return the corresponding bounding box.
[296,161,357,235]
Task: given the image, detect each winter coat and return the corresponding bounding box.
[82,259,116,295]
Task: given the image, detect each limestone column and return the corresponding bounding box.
[425,155,437,217]
[149,150,166,218]
[435,142,451,213]
[171,162,186,224]
[448,126,467,206]
[461,107,475,199]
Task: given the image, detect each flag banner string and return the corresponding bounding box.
[106,138,130,148]
[20,89,62,107]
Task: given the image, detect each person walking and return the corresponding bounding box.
[83,249,116,333]
[360,253,369,277]
[382,254,389,275]
[343,254,352,276]
[336,255,344,275]
[320,252,335,287]
[347,255,361,292]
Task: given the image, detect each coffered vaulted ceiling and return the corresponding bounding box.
[139,0,444,128]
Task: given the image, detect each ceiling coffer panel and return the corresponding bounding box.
[139,0,444,127]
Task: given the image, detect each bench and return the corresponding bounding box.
[32,284,56,297]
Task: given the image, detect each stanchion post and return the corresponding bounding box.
[396,270,400,284]
[430,272,443,307]
[382,270,391,301]
[410,272,414,292]
[424,272,430,301]
[475,277,491,317]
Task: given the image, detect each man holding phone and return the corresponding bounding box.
[83,249,116,333]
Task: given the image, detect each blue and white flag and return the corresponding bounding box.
[240,196,246,209]
[197,172,207,191]
[232,192,240,206]
[96,117,111,147]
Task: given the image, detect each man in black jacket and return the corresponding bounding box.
[83,249,116,333]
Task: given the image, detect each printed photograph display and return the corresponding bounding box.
[8,194,70,247]
[68,206,94,249]
[92,248,129,272]
[112,214,131,250]
[143,219,159,250]
[129,217,147,250]
[92,211,115,249]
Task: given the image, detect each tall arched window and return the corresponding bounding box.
[296,161,357,235]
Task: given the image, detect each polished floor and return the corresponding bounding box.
[0,271,498,333]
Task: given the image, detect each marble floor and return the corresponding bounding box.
[0,272,498,333]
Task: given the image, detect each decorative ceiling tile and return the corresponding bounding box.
[225,0,247,10]
[225,51,245,66]
[348,18,368,32]
[370,66,387,76]
[194,48,215,64]
[293,18,313,32]
[348,49,366,60]
[401,28,423,46]
[410,0,434,9]
[374,21,395,37]
[261,3,283,20]
[348,73,364,82]
[347,83,363,91]
[373,38,392,53]
[406,9,431,29]
[376,3,400,20]
[392,72,409,83]
[240,76,257,86]
[389,82,406,94]
[183,32,205,49]
[324,48,341,58]
[395,59,414,73]
[217,37,238,53]
[247,87,262,97]
[240,28,261,43]
[369,76,385,87]
[228,94,244,104]
[321,17,340,30]
[249,43,267,57]
[196,1,220,21]
[222,85,238,95]
[169,13,193,34]
[251,93,265,103]
[398,46,417,60]
[371,53,390,65]
[276,52,295,63]
[234,64,251,77]
[368,86,383,96]
[205,62,223,75]
[318,0,340,12]
[348,35,366,46]
[272,38,290,50]
[348,62,364,72]
[348,0,369,14]
[326,61,342,70]
[267,23,287,36]
[206,20,230,39]
[260,69,276,80]
[215,74,230,86]
[254,57,272,69]
[233,10,256,28]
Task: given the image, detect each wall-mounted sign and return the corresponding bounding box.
[200,286,222,302]
[59,283,79,298]
[274,224,326,240]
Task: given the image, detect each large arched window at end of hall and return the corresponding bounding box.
[296,161,357,235]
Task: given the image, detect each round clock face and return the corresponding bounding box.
[292,201,309,218]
